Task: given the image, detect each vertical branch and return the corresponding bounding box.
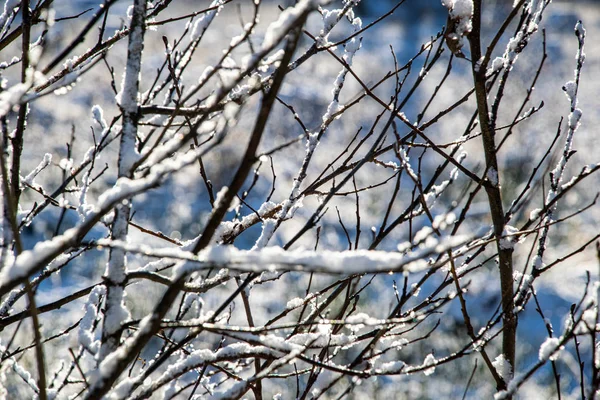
[1,117,47,400]
[593,241,600,395]
[99,0,146,360]
[449,252,505,389]
[10,0,30,206]
[532,22,586,276]
[0,117,11,265]
[468,0,516,382]
[6,2,49,398]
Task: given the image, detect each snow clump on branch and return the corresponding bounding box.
[441,0,473,56]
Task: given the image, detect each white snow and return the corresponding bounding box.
[92,104,107,129]
[322,99,341,122]
[97,147,205,211]
[0,228,78,288]
[288,332,356,348]
[213,186,229,209]
[432,212,456,230]
[562,80,577,104]
[119,343,278,400]
[0,82,29,117]
[98,232,473,279]
[492,354,513,380]
[568,108,582,130]
[12,361,38,394]
[529,208,541,220]
[22,153,52,185]
[218,57,238,87]
[413,226,433,244]
[442,0,474,53]
[451,0,474,19]
[487,167,499,187]
[79,286,105,354]
[376,360,406,374]
[286,297,304,310]
[1,144,211,293]
[499,225,519,250]
[538,337,563,361]
[391,338,409,350]
[580,308,598,333]
[506,31,523,63]
[322,8,342,36]
[0,0,20,33]
[138,202,278,274]
[262,0,316,51]
[252,218,278,249]
[345,312,380,326]
[422,353,436,376]
[58,157,73,172]
[78,168,94,222]
[102,285,131,336]
[190,0,224,42]
[531,255,544,270]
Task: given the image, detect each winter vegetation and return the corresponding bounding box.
[0,0,599,398]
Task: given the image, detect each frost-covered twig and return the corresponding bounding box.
[531,21,586,275]
[95,233,473,277]
[0,142,210,296]
[115,343,279,400]
[442,0,473,56]
[255,8,364,248]
[494,303,591,399]
[85,12,310,399]
[99,0,147,362]
[79,285,105,355]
